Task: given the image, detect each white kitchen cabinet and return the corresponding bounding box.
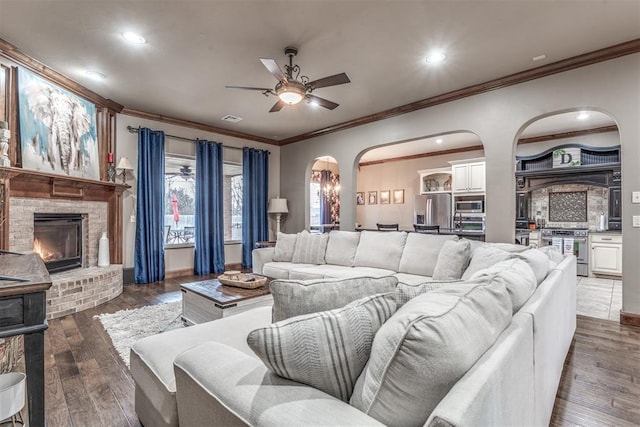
[589,233,622,277]
[417,167,452,194]
[449,160,485,193]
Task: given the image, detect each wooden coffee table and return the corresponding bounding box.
[180,277,273,325]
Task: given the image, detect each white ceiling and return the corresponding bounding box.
[0,1,638,143]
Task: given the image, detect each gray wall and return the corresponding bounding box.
[116,114,280,270]
[279,53,640,316]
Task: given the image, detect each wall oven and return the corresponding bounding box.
[454,213,485,232]
[455,200,484,213]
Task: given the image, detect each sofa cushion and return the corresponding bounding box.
[398,233,457,276]
[270,276,398,322]
[350,281,512,426]
[273,232,297,262]
[470,258,537,312]
[291,230,329,264]
[247,293,397,402]
[515,249,552,285]
[537,245,565,264]
[286,265,395,280]
[395,279,463,307]
[262,262,316,280]
[462,245,514,280]
[325,231,361,266]
[432,239,471,280]
[353,231,407,271]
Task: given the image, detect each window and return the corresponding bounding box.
[165,157,195,245]
[224,164,243,241]
[164,155,243,245]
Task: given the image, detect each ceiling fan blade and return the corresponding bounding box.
[269,99,286,113]
[225,85,273,91]
[260,58,287,82]
[308,73,350,89]
[308,95,339,110]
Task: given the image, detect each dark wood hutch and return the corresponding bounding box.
[515,144,621,230]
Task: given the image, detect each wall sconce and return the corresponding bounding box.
[268,198,289,234]
[116,157,134,184]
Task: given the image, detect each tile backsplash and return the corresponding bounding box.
[530,184,608,230]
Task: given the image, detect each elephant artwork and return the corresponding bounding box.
[17,67,99,179]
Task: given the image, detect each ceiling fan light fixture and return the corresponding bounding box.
[277,81,306,105]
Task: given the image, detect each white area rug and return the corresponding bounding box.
[95,300,183,368]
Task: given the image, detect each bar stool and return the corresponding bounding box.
[0,372,26,426]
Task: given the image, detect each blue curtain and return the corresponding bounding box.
[242,148,269,268]
[194,140,225,275]
[320,170,332,224]
[134,128,165,284]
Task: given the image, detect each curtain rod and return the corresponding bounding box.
[126,126,270,153]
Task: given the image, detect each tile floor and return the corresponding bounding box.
[576,276,622,321]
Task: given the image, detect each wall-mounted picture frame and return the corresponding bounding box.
[356,191,365,205]
[368,191,377,205]
[393,189,405,204]
[17,67,99,180]
[380,190,390,204]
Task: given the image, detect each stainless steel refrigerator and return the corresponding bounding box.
[414,194,452,228]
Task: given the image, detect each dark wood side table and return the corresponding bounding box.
[181,278,273,325]
[0,253,51,427]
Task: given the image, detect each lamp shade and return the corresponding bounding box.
[116,156,134,171]
[268,198,288,214]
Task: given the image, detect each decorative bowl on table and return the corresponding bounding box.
[218,272,268,289]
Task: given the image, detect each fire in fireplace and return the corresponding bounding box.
[33,213,83,273]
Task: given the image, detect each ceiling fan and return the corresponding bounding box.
[226,46,351,112]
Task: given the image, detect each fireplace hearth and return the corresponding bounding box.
[33,213,83,273]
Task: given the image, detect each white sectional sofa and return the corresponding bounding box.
[131,230,577,427]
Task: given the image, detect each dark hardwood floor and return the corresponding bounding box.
[13,276,640,426]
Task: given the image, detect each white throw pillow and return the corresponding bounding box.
[398,233,458,277]
[272,232,297,262]
[270,276,398,322]
[537,245,565,264]
[470,258,537,312]
[324,230,361,266]
[350,280,512,426]
[291,230,329,264]
[247,293,397,402]
[432,239,471,280]
[462,245,513,280]
[515,248,552,285]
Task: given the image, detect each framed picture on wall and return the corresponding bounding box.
[368,191,377,205]
[393,189,405,204]
[380,190,390,204]
[356,192,365,205]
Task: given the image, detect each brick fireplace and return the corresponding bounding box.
[1,167,128,319]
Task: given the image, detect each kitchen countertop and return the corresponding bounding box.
[588,229,621,234]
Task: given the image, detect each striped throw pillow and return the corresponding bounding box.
[291,230,329,264]
[247,293,397,402]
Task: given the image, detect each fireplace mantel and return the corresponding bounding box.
[0,166,129,263]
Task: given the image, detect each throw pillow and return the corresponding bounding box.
[324,231,361,267]
[461,245,513,280]
[395,279,462,307]
[353,230,408,271]
[350,280,512,426]
[291,230,329,264]
[432,239,471,280]
[247,293,397,402]
[272,232,298,262]
[537,245,565,264]
[469,258,537,312]
[515,248,552,285]
[270,276,398,322]
[398,233,458,277]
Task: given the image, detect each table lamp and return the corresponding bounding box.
[268,198,288,235]
[116,157,134,184]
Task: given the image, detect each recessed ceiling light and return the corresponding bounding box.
[435,138,443,144]
[425,51,446,64]
[85,70,106,81]
[221,114,242,123]
[122,32,146,44]
[532,54,547,62]
[577,112,590,120]
[309,100,320,107]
